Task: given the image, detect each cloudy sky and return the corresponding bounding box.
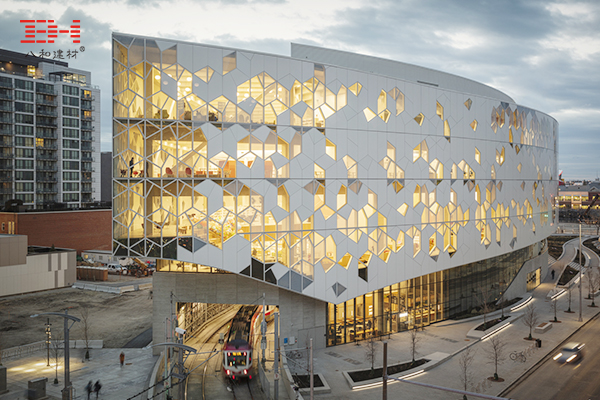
[1,0,598,179]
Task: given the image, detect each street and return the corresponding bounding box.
[504,312,600,400]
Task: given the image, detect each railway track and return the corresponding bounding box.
[230,379,255,400]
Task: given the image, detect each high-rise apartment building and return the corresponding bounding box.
[0,49,101,208]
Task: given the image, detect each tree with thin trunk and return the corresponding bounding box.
[79,304,91,360]
[410,327,421,364]
[475,284,493,329]
[522,304,539,340]
[484,335,507,380]
[458,346,476,395]
[364,335,377,376]
[587,267,599,307]
[550,298,559,322]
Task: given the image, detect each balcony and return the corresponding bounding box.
[0,103,13,112]
[0,164,13,170]
[81,187,92,193]
[36,98,58,107]
[81,144,93,151]
[0,80,13,89]
[37,175,57,183]
[36,86,57,96]
[37,153,58,161]
[0,139,13,147]
[36,119,57,128]
[81,93,94,100]
[0,115,13,124]
[82,175,92,182]
[0,153,14,159]
[81,123,94,131]
[36,131,57,139]
[0,188,13,194]
[0,92,13,101]
[0,127,13,136]
[82,115,94,121]
[36,143,58,150]
[81,103,94,111]
[0,175,13,182]
[36,165,58,172]
[36,108,58,117]
[81,155,94,162]
[36,188,58,194]
[81,133,93,141]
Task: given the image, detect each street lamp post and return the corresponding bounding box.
[31,310,80,400]
[579,222,583,322]
[45,319,52,367]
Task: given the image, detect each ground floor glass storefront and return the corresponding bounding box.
[326,241,545,346]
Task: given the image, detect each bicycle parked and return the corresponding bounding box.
[510,350,527,362]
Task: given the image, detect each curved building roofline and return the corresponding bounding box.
[291,43,515,103]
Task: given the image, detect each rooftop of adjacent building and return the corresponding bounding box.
[558,181,600,194]
[0,48,98,89]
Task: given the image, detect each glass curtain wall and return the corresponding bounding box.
[326,242,539,346]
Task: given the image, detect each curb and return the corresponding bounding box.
[498,309,600,397]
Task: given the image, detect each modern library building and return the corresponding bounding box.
[111,33,558,349]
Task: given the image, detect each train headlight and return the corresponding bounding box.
[226,369,230,375]
[244,369,248,375]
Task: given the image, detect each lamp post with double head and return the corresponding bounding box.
[31,310,80,400]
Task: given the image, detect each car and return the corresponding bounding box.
[553,342,585,363]
[106,263,126,274]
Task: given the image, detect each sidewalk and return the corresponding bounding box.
[308,238,600,399]
[1,348,157,400]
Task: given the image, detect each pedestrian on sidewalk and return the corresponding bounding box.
[85,381,93,400]
[94,380,102,399]
[120,351,125,367]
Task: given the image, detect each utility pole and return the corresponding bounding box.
[309,338,314,400]
[579,223,583,322]
[274,312,279,400]
[262,293,267,367]
[382,341,388,400]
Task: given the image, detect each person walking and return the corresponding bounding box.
[129,157,134,177]
[85,381,93,400]
[120,351,125,367]
[94,380,102,399]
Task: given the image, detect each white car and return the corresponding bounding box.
[106,263,126,274]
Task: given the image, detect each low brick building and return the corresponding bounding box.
[0,209,111,254]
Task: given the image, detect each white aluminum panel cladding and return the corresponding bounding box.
[112,33,559,305]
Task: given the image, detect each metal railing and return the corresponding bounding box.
[1,341,47,361]
[0,104,13,112]
[36,86,57,96]
[0,92,13,100]
[36,120,58,128]
[37,154,58,160]
[0,80,13,89]
[36,108,58,117]
[0,115,13,123]
[37,98,58,106]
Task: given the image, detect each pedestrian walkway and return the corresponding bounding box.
[305,237,600,399]
[3,238,600,400]
[0,348,157,400]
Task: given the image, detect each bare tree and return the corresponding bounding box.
[522,304,539,340]
[475,284,493,329]
[587,267,599,307]
[79,304,91,360]
[484,335,507,380]
[550,298,559,322]
[364,335,378,376]
[410,327,421,364]
[458,347,476,393]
